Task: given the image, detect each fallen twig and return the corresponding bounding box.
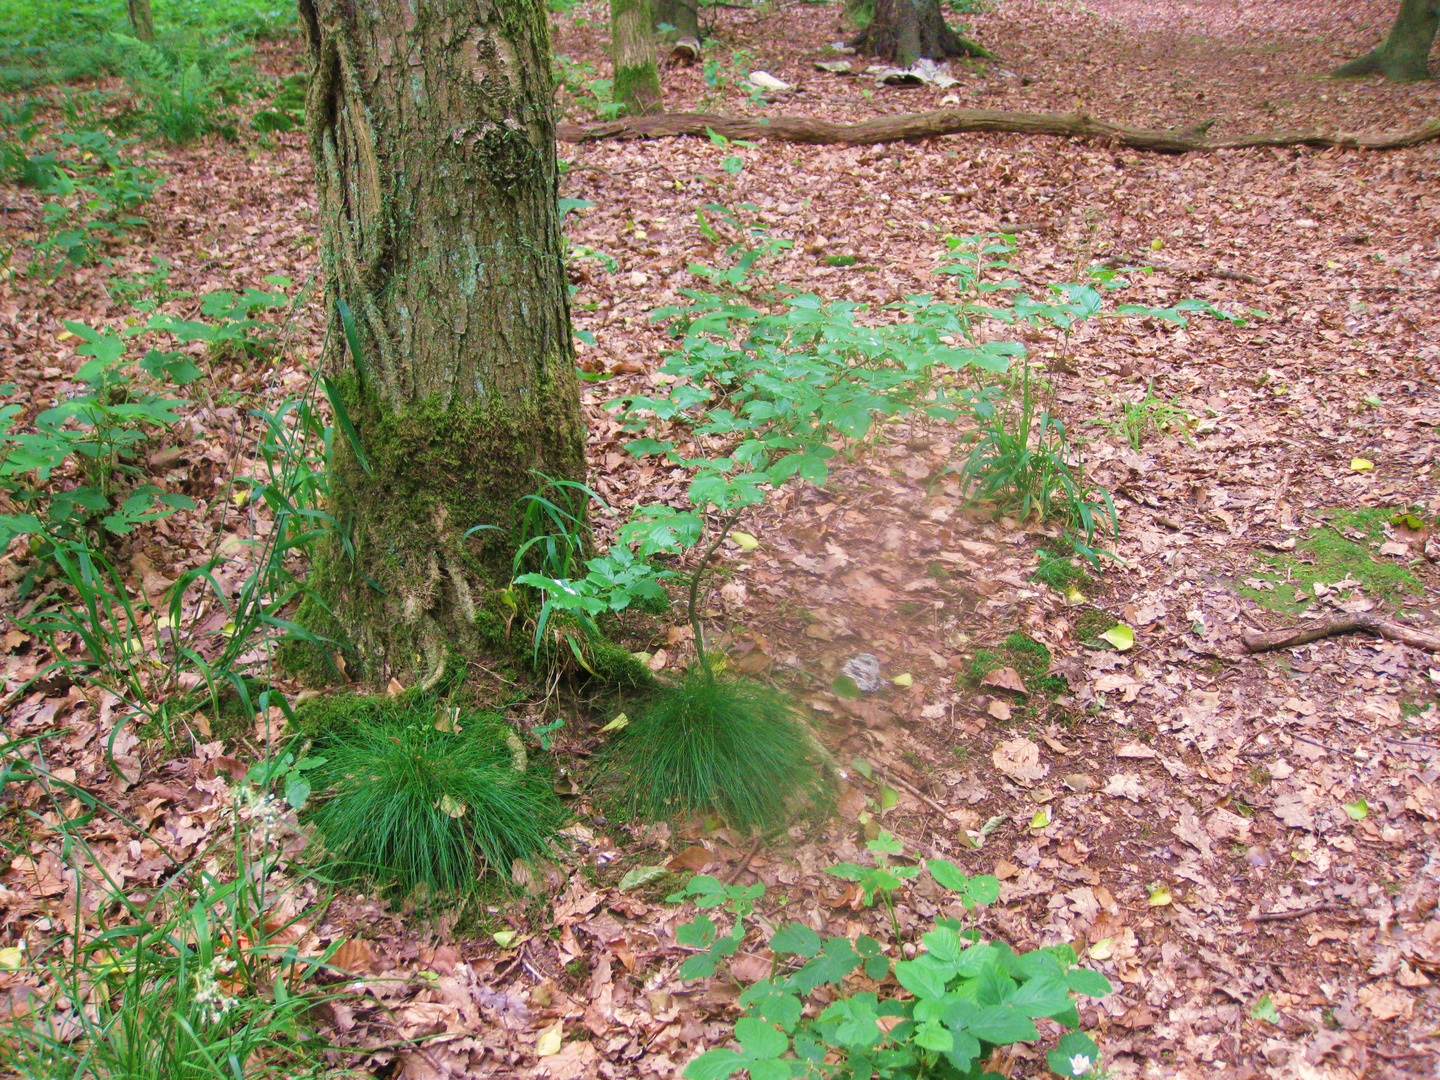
[1250,902,1341,923]
[1242,615,1440,654]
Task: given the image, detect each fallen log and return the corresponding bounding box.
[557,109,1440,154]
[1242,615,1440,654]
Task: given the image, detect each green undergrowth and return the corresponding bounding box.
[305,692,567,897]
[967,633,1061,690]
[965,633,1067,716]
[1239,508,1426,614]
[672,843,1111,1080]
[606,664,833,835]
[1072,608,1122,650]
[1031,544,1092,596]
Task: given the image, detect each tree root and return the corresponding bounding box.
[1242,615,1440,654]
[557,108,1440,154]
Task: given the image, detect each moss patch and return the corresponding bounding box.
[1239,508,1425,614]
[1031,546,1090,595]
[965,632,1067,697]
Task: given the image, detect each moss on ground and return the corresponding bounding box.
[965,632,1067,697]
[1239,508,1425,614]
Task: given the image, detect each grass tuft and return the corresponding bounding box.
[611,666,830,834]
[310,699,566,895]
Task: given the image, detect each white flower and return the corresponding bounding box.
[234,785,286,846]
[193,957,239,1026]
[1068,1054,1093,1076]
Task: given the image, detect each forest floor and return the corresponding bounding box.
[1,1,1439,1078]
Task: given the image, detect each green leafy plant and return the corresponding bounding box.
[610,663,829,834]
[1031,546,1089,596]
[109,32,239,144]
[1098,380,1195,450]
[553,53,621,120]
[668,874,767,980]
[957,351,1115,547]
[9,286,342,759]
[466,472,672,664]
[826,830,921,938]
[938,236,1241,561]
[675,860,1111,1080]
[308,695,567,895]
[0,327,196,552]
[0,113,161,275]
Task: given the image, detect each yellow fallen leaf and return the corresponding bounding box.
[536,1020,564,1057]
[1148,884,1173,907]
[891,672,913,688]
[1029,806,1052,830]
[493,930,517,948]
[438,794,467,818]
[730,530,759,550]
[599,712,628,732]
[1100,624,1134,651]
[1088,937,1115,961]
[0,946,25,971]
[1064,584,1086,606]
[1349,458,1374,472]
[880,786,899,810]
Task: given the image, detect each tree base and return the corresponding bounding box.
[1331,48,1434,82]
[849,18,991,63]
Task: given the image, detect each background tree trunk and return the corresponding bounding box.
[850,0,988,64]
[1333,0,1439,81]
[653,0,700,43]
[294,0,586,686]
[127,0,155,42]
[612,0,663,115]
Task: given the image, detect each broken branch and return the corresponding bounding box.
[558,109,1440,154]
[1242,615,1440,654]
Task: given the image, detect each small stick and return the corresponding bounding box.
[723,837,765,885]
[1250,902,1340,922]
[1243,615,1440,654]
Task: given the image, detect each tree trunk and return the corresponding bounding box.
[653,0,700,42]
[850,0,989,65]
[293,0,586,687]
[1333,0,1439,81]
[612,0,663,115]
[127,0,155,42]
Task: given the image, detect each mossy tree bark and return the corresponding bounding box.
[127,0,155,42]
[611,0,663,115]
[294,0,586,687]
[850,0,990,65]
[1333,0,1439,81]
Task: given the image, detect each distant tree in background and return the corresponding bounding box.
[612,0,663,114]
[654,0,700,45]
[849,0,991,65]
[127,0,155,41]
[1333,0,1438,81]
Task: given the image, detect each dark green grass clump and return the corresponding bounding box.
[310,699,566,896]
[612,667,830,834]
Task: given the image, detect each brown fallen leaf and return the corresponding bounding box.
[666,845,713,873]
[980,666,1027,694]
[991,737,1048,783]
